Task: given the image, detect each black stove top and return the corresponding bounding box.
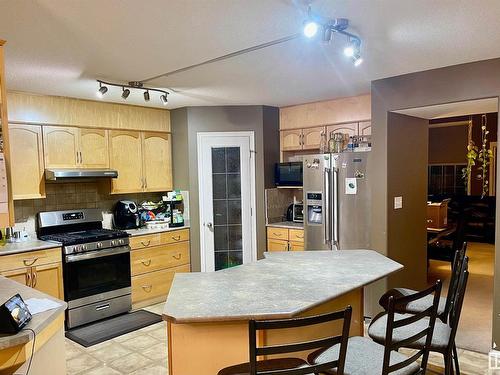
[40,228,129,246]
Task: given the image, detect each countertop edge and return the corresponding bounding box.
[0,241,62,256]
[126,225,190,237]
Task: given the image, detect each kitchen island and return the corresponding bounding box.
[163,250,402,375]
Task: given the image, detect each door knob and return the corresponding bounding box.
[206,222,213,229]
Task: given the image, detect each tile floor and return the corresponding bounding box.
[65,303,492,375]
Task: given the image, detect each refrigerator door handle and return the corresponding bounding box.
[332,166,340,250]
[324,167,331,246]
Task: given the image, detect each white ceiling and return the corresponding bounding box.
[2,0,500,109]
[394,98,499,120]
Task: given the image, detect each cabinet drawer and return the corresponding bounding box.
[131,264,190,304]
[289,229,304,243]
[267,227,289,241]
[267,239,289,252]
[0,248,62,273]
[160,229,190,245]
[289,241,304,251]
[131,241,190,276]
[129,234,162,250]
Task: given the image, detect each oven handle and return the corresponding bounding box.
[65,245,131,263]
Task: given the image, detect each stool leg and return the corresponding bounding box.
[453,344,460,375]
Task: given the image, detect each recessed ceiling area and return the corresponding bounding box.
[393,97,499,120]
[2,0,500,108]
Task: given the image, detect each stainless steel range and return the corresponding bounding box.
[38,209,131,329]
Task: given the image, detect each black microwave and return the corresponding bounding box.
[275,162,303,187]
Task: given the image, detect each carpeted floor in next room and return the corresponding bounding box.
[428,241,494,354]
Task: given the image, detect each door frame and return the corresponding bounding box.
[197,131,257,272]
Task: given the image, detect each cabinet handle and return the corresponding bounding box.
[79,151,83,164]
[295,234,304,239]
[141,259,152,267]
[286,242,291,251]
[26,271,32,287]
[171,235,181,241]
[23,258,38,267]
[142,285,153,292]
[141,240,151,247]
[172,253,182,260]
[32,270,37,288]
[144,178,147,189]
[272,232,282,237]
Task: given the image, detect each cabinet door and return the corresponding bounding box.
[142,132,172,192]
[302,126,325,150]
[80,128,109,168]
[289,241,304,251]
[326,123,358,138]
[281,129,303,151]
[267,239,289,252]
[358,121,372,136]
[43,126,79,168]
[109,130,143,193]
[32,263,64,299]
[1,268,30,286]
[9,124,45,199]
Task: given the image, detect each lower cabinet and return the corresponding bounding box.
[130,229,191,308]
[0,248,64,299]
[266,226,304,252]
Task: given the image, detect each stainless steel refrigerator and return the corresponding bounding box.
[303,152,371,250]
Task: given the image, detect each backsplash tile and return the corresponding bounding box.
[265,188,303,224]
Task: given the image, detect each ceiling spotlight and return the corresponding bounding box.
[160,94,168,105]
[121,87,130,99]
[352,53,363,67]
[344,46,355,57]
[303,21,319,38]
[144,90,150,101]
[97,84,108,98]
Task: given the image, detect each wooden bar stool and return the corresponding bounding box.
[309,281,442,375]
[218,306,352,375]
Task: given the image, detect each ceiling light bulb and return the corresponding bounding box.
[352,54,363,67]
[144,90,150,101]
[160,94,168,105]
[97,85,108,98]
[344,46,355,57]
[121,88,130,99]
[303,21,319,38]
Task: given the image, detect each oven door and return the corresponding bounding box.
[64,245,131,305]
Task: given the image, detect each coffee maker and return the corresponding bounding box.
[113,200,140,229]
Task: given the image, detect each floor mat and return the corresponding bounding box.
[65,310,162,347]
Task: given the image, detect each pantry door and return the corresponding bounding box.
[198,132,256,272]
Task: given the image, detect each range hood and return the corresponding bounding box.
[45,168,118,181]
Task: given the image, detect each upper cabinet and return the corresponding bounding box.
[43,126,109,169]
[109,130,143,194]
[80,128,109,168]
[281,129,302,151]
[358,121,372,136]
[9,124,45,200]
[326,122,358,138]
[281,126,326,151]
[43,126,79,168]
[142,132,173,192]
[302,126,326,150]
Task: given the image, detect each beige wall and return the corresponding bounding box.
[371,58,500,349]
[280,94,371,129]
[7,91,170,131]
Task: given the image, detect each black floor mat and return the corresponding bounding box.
[65,310,162,347]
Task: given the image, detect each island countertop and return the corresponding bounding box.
[163,250,402,323]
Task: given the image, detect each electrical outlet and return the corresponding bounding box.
[394,196,403,209]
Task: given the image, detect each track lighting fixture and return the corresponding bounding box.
[97,83,108,98]
[96,80,170,105]
[303,21,319,38]
[121,88,130,99]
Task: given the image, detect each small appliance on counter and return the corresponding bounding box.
[113,200,140,229]
[164,191,185,227]
[293,202,304,223]
[0,294,32,333]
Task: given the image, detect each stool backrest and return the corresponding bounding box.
[249,306,352,375]
[383,280,442,375]
[443,242,467,319]
[447,256,469,351]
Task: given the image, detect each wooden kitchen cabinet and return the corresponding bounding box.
[0,247,64,299]
[266,226,304,252]
[142,132,173,192]
[80,128,109,168]
[302,126,326,150]
[109,130,144,193]
[130,228,191,308]
[9,124,45,199]
[326,122,358,139]
[281,129,303,151]
[358,121,372,136]
[43,126,79,168]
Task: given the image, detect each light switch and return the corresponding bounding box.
[394,196,403,209]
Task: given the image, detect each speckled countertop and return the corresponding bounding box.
[125,224,190,237]
[163,250,402,323]
[0,276,67,350]
[266,221,303,229]
[0,239,62,256]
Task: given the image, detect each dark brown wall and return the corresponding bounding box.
[387,113,429,290]
[371,57,500,348]
[428,126,467,164]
